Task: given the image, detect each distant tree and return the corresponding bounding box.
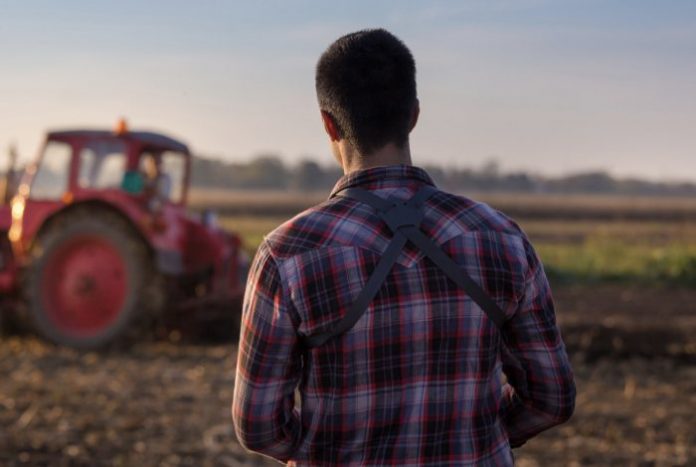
[191,156,236,187]
[421,164,446,187]
[555,171,616,193]
[502,172,536,192]
[479,158,501,178]
[243,155,289,189]
[292,159,326,191]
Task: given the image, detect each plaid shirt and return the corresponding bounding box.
[233,165,575,466]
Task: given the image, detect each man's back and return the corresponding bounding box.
[233,165,575,466]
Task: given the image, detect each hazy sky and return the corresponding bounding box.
[1,0,695,181]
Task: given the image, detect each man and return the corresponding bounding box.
[232,29,575,466]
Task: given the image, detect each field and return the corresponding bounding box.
[2,190,695,466]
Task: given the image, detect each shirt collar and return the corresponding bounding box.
[329,165,436,198]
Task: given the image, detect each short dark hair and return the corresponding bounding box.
[315,29,417,156]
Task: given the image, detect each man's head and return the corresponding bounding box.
[316,29,418,160]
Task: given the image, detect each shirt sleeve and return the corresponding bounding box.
[232,240,302,462]
[499,237,576,448]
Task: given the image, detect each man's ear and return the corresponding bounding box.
[321,110,341,142]
[409,99,420,132]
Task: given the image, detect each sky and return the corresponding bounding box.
[1,0,695,182]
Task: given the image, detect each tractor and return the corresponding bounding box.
[0,121,248,348]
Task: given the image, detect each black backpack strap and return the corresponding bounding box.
[301,231,408,348]
[398,225,506,328]
[302,186,506,348]
[302,186,433,349]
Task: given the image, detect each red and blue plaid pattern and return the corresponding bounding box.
[233,165,575,466]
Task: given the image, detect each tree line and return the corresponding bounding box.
[192,155,696,196]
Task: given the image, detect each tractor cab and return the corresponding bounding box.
[0,123,246,348]
[9,125,191,260]
[20,126,188,204]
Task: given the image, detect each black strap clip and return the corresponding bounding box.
[381,202,424,231]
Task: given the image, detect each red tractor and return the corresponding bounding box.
[0,122,247,348]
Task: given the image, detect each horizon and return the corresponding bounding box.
[2,0,695,183]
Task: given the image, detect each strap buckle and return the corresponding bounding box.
[381,202,424,231]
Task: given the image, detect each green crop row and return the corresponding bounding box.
[537,241,696,285]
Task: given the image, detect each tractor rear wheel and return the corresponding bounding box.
[24,209,163,349]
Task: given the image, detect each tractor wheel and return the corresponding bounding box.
[23,210,163,349]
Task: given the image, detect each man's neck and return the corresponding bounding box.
[340,142,413,174]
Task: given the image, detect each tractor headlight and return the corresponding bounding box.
[10,195,25,221]
[8,195,25,242]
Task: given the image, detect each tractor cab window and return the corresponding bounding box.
[78,140,127,190]
[159,151,186,203]
[29,141,72,199]
[127,151,185,203]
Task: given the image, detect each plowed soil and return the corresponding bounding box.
[1,284,694,466]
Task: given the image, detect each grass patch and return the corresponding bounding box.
[220,215,290,255]
[538,241,696,285]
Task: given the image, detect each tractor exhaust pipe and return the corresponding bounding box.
[2,144,17,205]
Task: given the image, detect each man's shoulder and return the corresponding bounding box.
[262,197,348,260]
[428,189,526,239]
